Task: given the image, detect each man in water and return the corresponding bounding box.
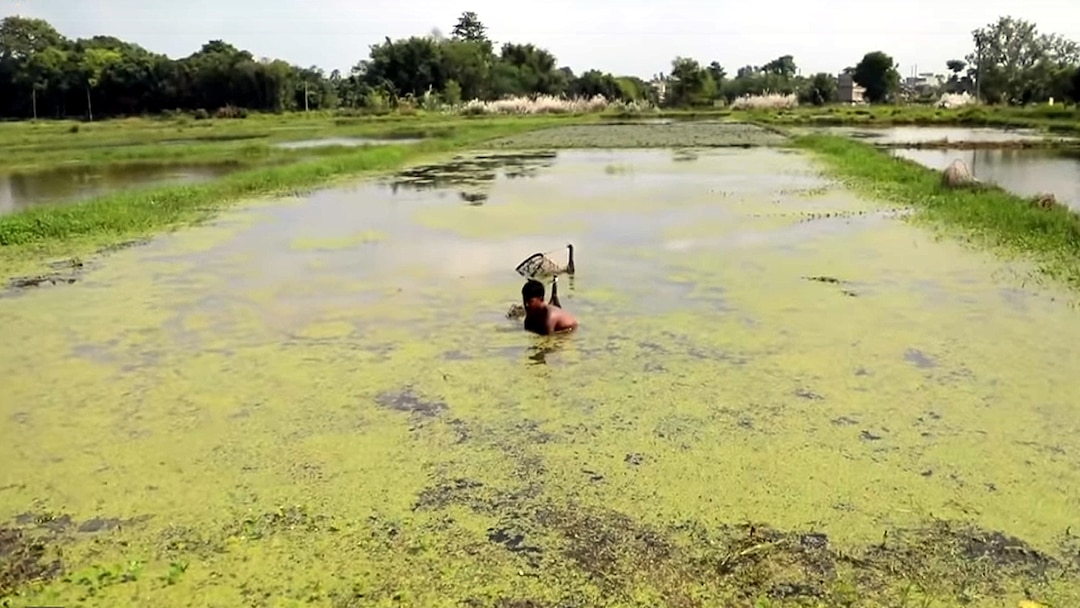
[521,278,578,335]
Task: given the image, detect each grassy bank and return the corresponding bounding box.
[0,112,592,172]
[605,104,1080,134]
[0,115,587,281]
[795,134,1080,289]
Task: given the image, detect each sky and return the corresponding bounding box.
[2,0,1077,80]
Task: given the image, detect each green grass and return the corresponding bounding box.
[0,114,591,280]
[0,112,586,172]
[794,133,1080,290]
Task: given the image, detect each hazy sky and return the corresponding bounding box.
[2,0,1076,79]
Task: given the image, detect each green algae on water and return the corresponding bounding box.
[3,137,1080,607]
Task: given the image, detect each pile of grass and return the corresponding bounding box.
[794,134,1080,289]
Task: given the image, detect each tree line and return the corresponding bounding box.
[1,12,1078,120]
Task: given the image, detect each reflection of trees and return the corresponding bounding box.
[386,151,557,194]
[1,163,240,212]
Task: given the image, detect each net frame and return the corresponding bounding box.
[515,250,562,278]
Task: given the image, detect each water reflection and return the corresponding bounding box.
[0,162,242,216]
[383,151,558,193]
[892,148,1080,211]
[821,126,1060,144]
[273,136,423,150]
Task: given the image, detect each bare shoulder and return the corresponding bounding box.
[550,307,578,332]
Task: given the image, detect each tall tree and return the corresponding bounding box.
[853,51,900,103]
[451,12,488,44]
[762,55,797,78]
[0,16,66,118]
[667,57,715,107]
[802,72,837,106]
[966,16,1079,104]
[79,47,121,120]
[706,61,726,88]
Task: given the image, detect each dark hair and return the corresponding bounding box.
[522,279,545,303]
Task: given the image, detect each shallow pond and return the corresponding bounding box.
[0,162,241,216]
[2,147,1079,606]
[273,136,424,150]
[817,125,1060,144]
[893,147,1080,211]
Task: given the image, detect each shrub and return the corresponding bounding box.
[214,105,249,119]
[730,93,798,110]
[937,92,975,109]
[459,94,611,115]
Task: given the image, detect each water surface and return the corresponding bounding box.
[892,147,1080,211]
[273,136,424,150]
[1,147,1079,607]
[818,125,1062,144]
[0,162,241,215]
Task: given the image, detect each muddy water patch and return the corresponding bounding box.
[0,162,242,215]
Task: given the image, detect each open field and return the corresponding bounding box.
[2,115,1080,607]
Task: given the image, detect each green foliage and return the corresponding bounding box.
[667,57,716,107]
[802,73,838,106]
[3,11,1074,121]
[451,11,488,44]
[569,70,629,101]
[967,16,1080,104]
[853,51,901,103]
[762,54,797,78]
[716,58,803,102]
[443,79,462,105]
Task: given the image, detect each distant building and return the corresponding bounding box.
[648,78,669,104]
[902,73,946,98]
[837,73,865,104]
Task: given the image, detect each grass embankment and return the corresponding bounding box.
[796,134,1080,290]
[0,112,588,172]
[0,114,590,281]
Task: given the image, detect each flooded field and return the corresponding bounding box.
[273,136,425,150]
[0,162,242,216]
[813,125,1064,145]
[486,122,786,148]
[2,140,1080,607]
[892,147,1080,212]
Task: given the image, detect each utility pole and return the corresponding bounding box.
[974,34,983,103]
[304,81,310,112]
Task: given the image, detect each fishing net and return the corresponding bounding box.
[515,251,562,278]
